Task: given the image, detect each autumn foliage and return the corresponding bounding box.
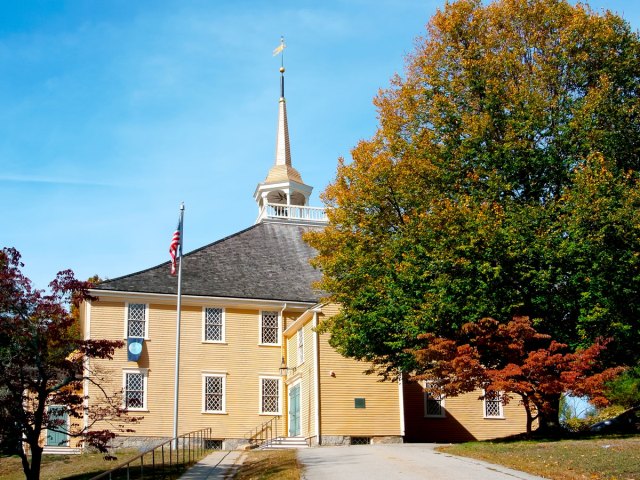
[0,248,135,480]
[413,317,623,433]
[306,0,640,432]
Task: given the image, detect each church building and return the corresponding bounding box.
[75,66,529,451]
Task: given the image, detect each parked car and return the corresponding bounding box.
[590,406,639,433]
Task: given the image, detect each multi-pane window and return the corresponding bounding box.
[203,375,225,413]
[127,303,146,338]
[204,308,224,342]
[260,311,279,345]
[297,329,304,365]
[484,391,504,418]
[260,377,280,414]
[424,391,445,417]
[124,371,146,410]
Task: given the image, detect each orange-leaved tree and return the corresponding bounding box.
[413,317,623,433]
[307,0,640,433]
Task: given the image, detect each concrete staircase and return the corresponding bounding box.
[261,436,309,449]
[42,445,82,455]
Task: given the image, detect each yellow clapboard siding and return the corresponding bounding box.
[317,305,401,437]
[87,299,286,440]
[403,381,529,442]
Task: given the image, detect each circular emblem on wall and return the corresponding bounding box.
[128,342,143,355]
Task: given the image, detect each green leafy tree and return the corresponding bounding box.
[307,0,640,432]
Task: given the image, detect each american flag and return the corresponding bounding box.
[169,224,181,275]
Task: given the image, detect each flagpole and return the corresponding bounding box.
[172,202,185,447]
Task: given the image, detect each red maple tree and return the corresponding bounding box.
[0,248,138,480]
[412,316,623,434]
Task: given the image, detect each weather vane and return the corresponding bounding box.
[273,35,286,69]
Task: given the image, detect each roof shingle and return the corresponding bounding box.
[96,221,323,303]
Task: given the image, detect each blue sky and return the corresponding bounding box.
[1,1,639,289]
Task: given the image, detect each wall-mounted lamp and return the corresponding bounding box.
[279,357,296,376]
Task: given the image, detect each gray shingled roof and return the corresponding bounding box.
[96,221,323,303]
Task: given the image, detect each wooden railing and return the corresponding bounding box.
[89,428,214,480]
[258,203,328,223]
[244,416,281,448]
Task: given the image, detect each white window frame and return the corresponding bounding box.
[483,390,505,419]
[122,368,149,411]
[202,307,226,343]
[259,310,280,346]
[297,328,304,365]
[202,373,226,414]
[124,302,149,339]
[259,376,282,415]
[423,390,446,418]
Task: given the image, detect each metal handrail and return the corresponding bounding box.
[89,427,213,480]
[244,416,281,448]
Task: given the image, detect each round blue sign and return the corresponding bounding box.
[128,342,143,355]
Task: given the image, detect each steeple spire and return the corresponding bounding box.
[274,67,291,168]
[254,42,316,223]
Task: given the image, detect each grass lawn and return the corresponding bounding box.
[232,450,300,480]
[0,452,134,480]
[0,447,208,480]
[439,435,640,480]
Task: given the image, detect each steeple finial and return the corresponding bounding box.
[273,36,286,98]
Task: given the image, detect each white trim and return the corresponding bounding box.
[202,373,226,414]
[483,390,505,419]
[202,307,226,343]
[91,289,313,311]
[124,302,149,340]
[259,310,281,346]
[122,368,149,411]
[84,300,91,340]
[283,304,324,336]
[259,375,282,415]
[312,312,321,444]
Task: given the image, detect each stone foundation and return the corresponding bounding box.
[319,435,403,446]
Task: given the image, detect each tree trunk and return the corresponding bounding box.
[27,443,42,480]
[535,394,562,436]
[520,394,533,435]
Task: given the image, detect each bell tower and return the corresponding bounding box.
[254,65,315,223]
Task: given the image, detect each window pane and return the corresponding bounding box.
[128,304,146,337]
[261,378,279,413]
[297,330,304,364]
[125,373,144,409]
[425,393,443,416]
[205,376,224,412]
[485,392,502,417]
[205,308,223,341]
[261,312,278,344]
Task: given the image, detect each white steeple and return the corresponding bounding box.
[254,64,323,224]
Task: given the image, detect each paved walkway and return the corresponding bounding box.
[297,444,547,480]
[179,450,244,480]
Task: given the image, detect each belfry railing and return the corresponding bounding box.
[258,203,328,224]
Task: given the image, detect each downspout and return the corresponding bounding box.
[313,311,321,445]
[280,303,287,434]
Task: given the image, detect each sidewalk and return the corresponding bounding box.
[179,450,245,479]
